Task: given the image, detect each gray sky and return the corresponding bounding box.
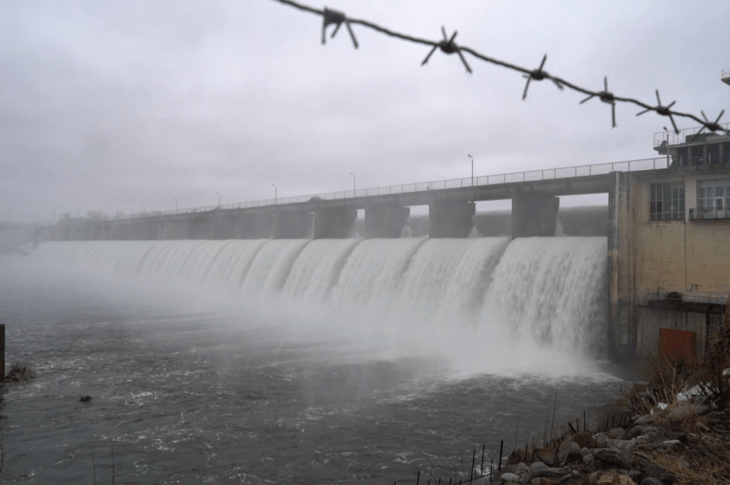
[2,0,729,221]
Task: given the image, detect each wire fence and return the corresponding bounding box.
[111,157,668,221]
[274,0,728,137]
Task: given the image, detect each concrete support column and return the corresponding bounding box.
[187,215,211,239]
[272,211,310,239]
[429,199,475,238]
[608,172,637,360]
[511,194,559,238]
[314,207,357,239]
[235,212,273,239]
[161,218,190,240]
[364,203,410,238]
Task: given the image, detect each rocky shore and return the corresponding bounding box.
[488,378,730,485]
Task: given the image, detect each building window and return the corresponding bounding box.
[697,178,730,218]
[650,182,684,221]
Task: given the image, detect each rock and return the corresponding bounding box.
[593,448,632,470]
[5,363,34,382]
[620,469,643,482]
[501,472,521,483]
[534,448,559,468]
[79,396,92,403]
[507,448,527,465]
[613,438,637,453]
[633,415,652,425]
[608,427,626,439]
[640,478,662,485]
[594,470,636,485]
[515,463,530,476]
[521,467,567,482]
[529,478,556,485]
[559,442,583,465]
[628,425,644,438]
[594,433,610,447]
[572,431,593,448]
[661,439,682,451]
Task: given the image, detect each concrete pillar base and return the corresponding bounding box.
[364,203,410,238]
[429,200,475,238]
[314,207,357,239]
[272,211,311,239]
[511,194,559,238]
[234,212,273,239]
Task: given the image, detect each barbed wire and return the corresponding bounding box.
[274,0,728,137]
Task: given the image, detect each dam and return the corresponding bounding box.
[25,133,730,361]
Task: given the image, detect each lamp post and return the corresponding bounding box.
[174,197,178,213]
[663,127,669,167]
[468,154,474,186]
[349,172,356,196]
[272,184,277,204]
[216,191,221,208]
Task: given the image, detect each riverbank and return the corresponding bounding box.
[488,303,730,485]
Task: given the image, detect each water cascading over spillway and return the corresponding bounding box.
[29,236,608,355]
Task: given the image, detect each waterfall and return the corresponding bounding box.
[29,236,607,355]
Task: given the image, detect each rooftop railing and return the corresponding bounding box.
[654,122,730,148]
[105,157,669,222]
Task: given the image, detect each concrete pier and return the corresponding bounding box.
[272,211,310,239]
[363,203,410,238]
[429,200,475,238]
[314,207,357,239]
[235,212,272,239]
[511,194,560,238]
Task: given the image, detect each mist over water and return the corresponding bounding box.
[0,237,624,483]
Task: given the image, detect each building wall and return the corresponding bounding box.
[634,170,730,305]
[626,164,730,358]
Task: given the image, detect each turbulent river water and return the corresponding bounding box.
[0,237,633,484]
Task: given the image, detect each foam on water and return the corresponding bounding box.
[27,236,608,367]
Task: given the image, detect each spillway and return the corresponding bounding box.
[30,236,608,355]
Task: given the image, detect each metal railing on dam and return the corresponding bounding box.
[120,156,668,220]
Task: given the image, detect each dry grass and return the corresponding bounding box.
[635,421,730,485]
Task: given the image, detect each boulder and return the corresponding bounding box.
[593,448,632,470]
[559,442,583,465]
[608,427,626,439]
[592,470,636,485]
[5,363,34,382]
[534,448,559,468]
[501,472,521,483]
[572,431,593,448]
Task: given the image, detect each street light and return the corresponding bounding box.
[272,184,277,204]
[216,191,221,208]
[173,197,178,213]
[349,172,356,196]
[468,154,474,186]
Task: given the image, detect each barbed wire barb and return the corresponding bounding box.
[522,54,563,100]
[273,0,730,137]
[580,77,617,128]
[421,27,472,74]
[691,110,726,142]
[322,7,358,48]
[636,90,678,134]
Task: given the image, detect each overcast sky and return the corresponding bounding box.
[2,0,729,221]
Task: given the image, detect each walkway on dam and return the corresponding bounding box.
[122,156,669,219]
